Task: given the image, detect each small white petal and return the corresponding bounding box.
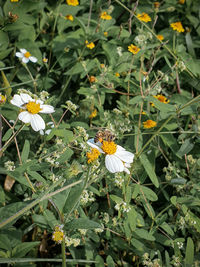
[116,145,126,151]
[36,99,44,104]
[87,138,104,153]
[20,93,33,104]
[45,129,52,135]
[22,57,29,64]
[20,48,27,54]
[40,129,44,135]
[30,114,45,131]
[124,167,130,174]
[18,111,31,123]
[29,56,37,63]
[105,155,124,173]
[115,147,134,163]
[40,104,55,114]
[16,52,23,58]
[10,94,24,107]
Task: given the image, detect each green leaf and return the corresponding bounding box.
[106,255,115,267]
[12,242,40,258]
[21,140,30,163]
[148,96,176,112]
[27,171,46,183]
[177,139,194,158]
[160,222,174,236]
[140,154,159,188]
[185,237,194,266]
[110,194,123,204]
[2,128,12,142]
[140,185,158,201]
[134,228,155,241]
[65,218,102,230]
[160,134,181,158]
[185,32,196,58]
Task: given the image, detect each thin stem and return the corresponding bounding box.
[57,109,69,127]
[87,0,93,29]
[62,239,67,267]
[23,64,37,93]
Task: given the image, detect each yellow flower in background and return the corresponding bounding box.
[66,0,79,6]
[154,2,160,8]
[178,0,185,4]
[170,22,184,33]
[11,0,19,2]
[89,109,97,119]
[128,44,140,55]
[85,41,95,49]
[0,94,6,104]
[137,13,151,22]
[143,120,157,129]
[100,11,112,20]
[89,76,96,83]
[142,111,146,115]
[43,57,48,63]
[157,35,164,41]
[104,31,108,37]
[154,94,169,104]
[65,14,74,21]
[87,148,100,163]
[100,64,105,68]
[115,72,120,77]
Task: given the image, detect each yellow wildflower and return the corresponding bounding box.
[128,44,140,55]
[137,13,151,23]
[65,14,74,21]
[11,0,19,2]
[87,148,100,163]
[100,11,112,20]
[89,109,97,119]
[66,0,79,6]
[43,57,48,63]
[154,2,160,8]
[89,76,96,83]
[85,41,95,49]
[157,35,164,41]
[104,31,108,37]
[154,94,169,104]
[0,94,6,104]
[115,72,120,77]
[170,22,184,33]
[143,120,157,129]
[100,64,105,68]
[142,111,146,115]
[178,0,185,4]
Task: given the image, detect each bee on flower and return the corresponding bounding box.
[16,49,37,64]
[10,93,55,132]
[87,131,134,174]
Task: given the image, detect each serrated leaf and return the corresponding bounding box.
[140,154,159,188]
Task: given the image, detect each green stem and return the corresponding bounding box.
[0,124,25,154]
[62,239,67,267]
[23,64,37,93]
[173,33,176,53]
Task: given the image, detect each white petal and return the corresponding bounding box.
[16,52,23,58]
[124,167,130,174]
[20,93,33,103]
[18,111,31,123]
[116,145,126,151]
[30,114,45,131]
[40,129,44,135]
[22,57,29,64]
[87,138,104,153]
[115,147,134,163]
[20,48,27,54]
[40,104,55,114]
[36,99,44,104]
[29,56,37,63]
[45,129,52,135]
[105,155,124,173]
[10,94,24,107]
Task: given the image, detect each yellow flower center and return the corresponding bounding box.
[52,231,64,243]
[87,148,100,163]
[26,101,42,114]
[101,141,117,155]
[24,52,31,58]
[0,95,6,104]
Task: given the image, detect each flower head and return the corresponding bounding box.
[170,22,184,33]
[104,31,108,37]
[10,93,55,132]
[87,139,134,174]
[52,225,65,244]
[153,94,169,105]
[89,109,97,119]
[154,2,160,8]
[157,35,164,41]
[43,57,48,63]
[85,41,95,49]
[115,72,120,77]
[16,49,37,64]
[87,148,100,163]
[11,0,19,2]
[100,11,112,20]
[178,0,185,4]
[0,94,6,104]
[65,14,74,21]
[137,13,151,23]
[89,76,96,83]
[128,44,140,55]
[143,120,157,129]
[66,0,79,6]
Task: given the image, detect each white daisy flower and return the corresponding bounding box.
[16,48,37,64]
[11,93,55,132]
[87,139,134,174]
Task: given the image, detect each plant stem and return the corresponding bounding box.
[62,239,67,267]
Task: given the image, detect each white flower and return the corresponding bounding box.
[16,48,37,64]
[87,138,134,174]
[11,93,55,132]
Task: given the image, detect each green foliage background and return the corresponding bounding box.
[0,0,200,266]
